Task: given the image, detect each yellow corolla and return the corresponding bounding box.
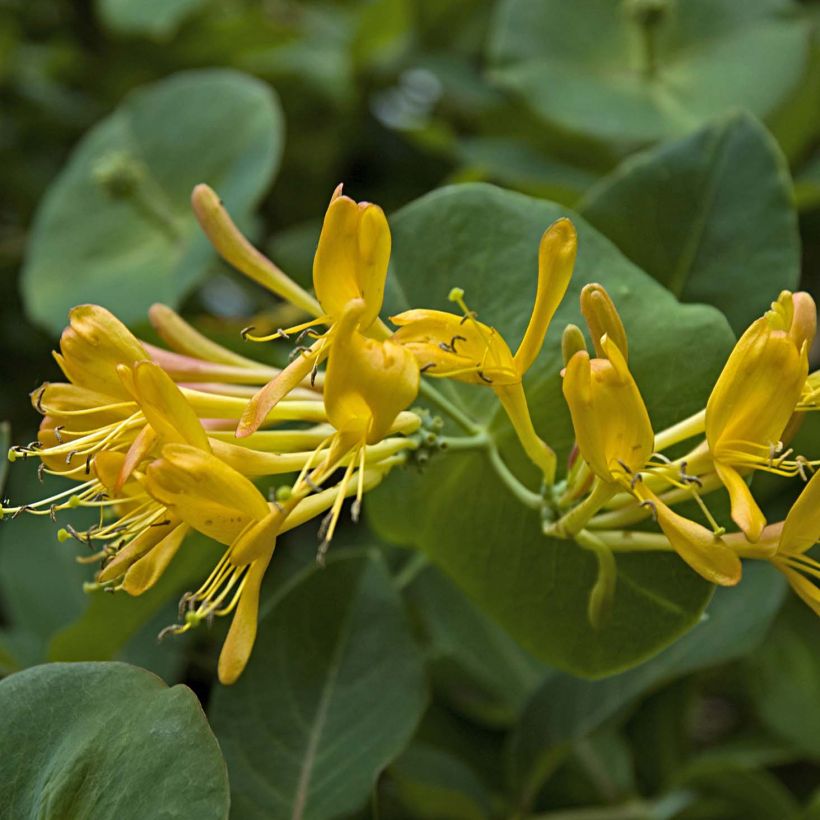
[391,218,578,481]
[235,185,393,437]
[706,291,816,541]
[230,298,420,567]
[562,285,742,586]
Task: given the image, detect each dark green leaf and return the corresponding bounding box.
[388,742,492,820]
[746,598,820,758]
[579,112,800,333]
[209,551,428,820]
[97,0,208,37]
[506,562,785,798]
[0,662,229,819]
[22,69,283,333]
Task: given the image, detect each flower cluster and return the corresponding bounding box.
[4,182,820,682]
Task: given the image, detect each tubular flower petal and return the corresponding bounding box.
[325,300,420,444]
[580,284,628,361]
[562,337,654,484]
[390,309,519,386]
[146,444,270,544]
[632,483,742,586]
[313,186,391,331]
[54,305,149,398]
[514,218,578,373]
[706,290,816,540]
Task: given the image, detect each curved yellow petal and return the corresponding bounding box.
[122,523,190,595]
[326,301,419,443]
[218,551,273,685]
[634,484,742,586]
[780,468,820,555]
[514,217,577,374]
[713,462,766,543]
[313,191,390,329]
[236,345,320,438]
[146,444,269,543]
[55,305,148,398]
[131,361,211,452]
[391,308,519,386]
[774,562,820,617]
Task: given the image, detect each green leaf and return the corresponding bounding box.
[97,0,207,37]
[370,182,735,678]
[579,112,800,333]
[209,551,428,820]
[746,597,820,758]
[404,562,550,726]
[488,0,812,146]
[0,421,9,494]
[506,562,785,799]
[0,662,229,819]
[388,742,493,820]
[22,69,283,334]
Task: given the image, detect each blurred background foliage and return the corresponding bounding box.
[3,0,820,818]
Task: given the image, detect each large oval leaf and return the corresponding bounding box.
[208,551,427,820]
[369,182,736,678]
[0,662,229,819]
[488,0,812,146]
[22,69,283,333]
[579,112,800,333]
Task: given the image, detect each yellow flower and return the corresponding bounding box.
[562,336,653,485]
[706,291,816,541]
[234,186,393,437]
[391,218,578,481]
[230,298,420,567]
[561,285,741,586]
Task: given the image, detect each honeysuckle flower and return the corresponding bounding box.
[230,298,420,567]
[203,184,395,438]
[391,218,578,481]
[147,440,405,683]
[706,291,816,542]
[561,286,742,586]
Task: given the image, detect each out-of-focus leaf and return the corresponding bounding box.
[456,137,598,204]
[675,765,800,820]
[370,182,735,678]
[388,742,492,820]
[0,468,91,656]
[22,69,283,333]
[0,662,229,819]
[488,0,813,147]
[48,532,222,662]
[97,0,208,37]
[796,153,820,212]
[209,551,427,820]
[506,563,785,801]
[746,597,820,759]
[404,562,550,727]
[579,112,800,333]
[0,422,9,493]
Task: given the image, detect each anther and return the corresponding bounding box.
[450,335,467,354]
[37,463,46,483]
[477,371,492,383]
[53,426,64,444]
[420,363,436,373]
[311,364,319,387]
[35,387,46,414]
[157,625,181,642]
[84,454,93,475]
[438,341,454,353]
[351,499,362,523]
[240,326,255,340]
[639,500,658,521]
[304,476,321,492]
[65,450,78,465]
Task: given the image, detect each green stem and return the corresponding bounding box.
[419,380,481,434]
[486,444,543,509]
[593,529,673,553]
[439,432,490,451]
[394,551,429,589]
[547,480,617,537]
